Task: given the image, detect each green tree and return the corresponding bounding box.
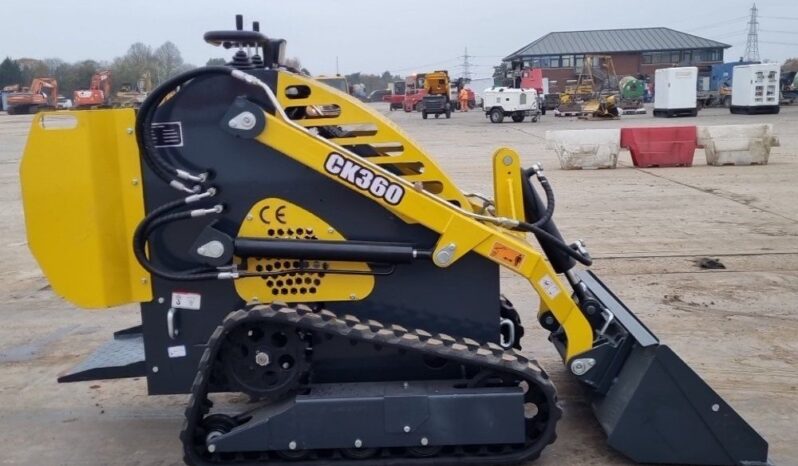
[56,60,100,96]
[206,58,226,66]
[19,58,50,88]
[111,43,158,92]
[343,71,403,94]
[0,57,23,88]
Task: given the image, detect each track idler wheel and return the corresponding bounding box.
[199,414,237,452]
[218,322,308,401]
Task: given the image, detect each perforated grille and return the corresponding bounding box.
[246,228,326,297]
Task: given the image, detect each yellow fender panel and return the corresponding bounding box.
[20,110,151,308]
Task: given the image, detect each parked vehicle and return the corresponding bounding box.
[73,70,112,108]
[403,73,426,112]
[1,84,20,111]
[483,87,540,123]
[421,70,451,119]
[383,80,406,110]
[316,75,350,94]
[781,71,797,104]
[56,96,73,109]
[6,78,58,115]
[368,89,390,102]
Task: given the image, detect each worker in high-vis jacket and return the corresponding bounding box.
[458,87,469,112]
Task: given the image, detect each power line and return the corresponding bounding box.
[712,29,749,39]
[760,29,798,35]
[390,57,460,73]
[760,40,798,46]
[761,16,798,21]
[685,16,748,32]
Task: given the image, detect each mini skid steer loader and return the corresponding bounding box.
[20,16,769,466]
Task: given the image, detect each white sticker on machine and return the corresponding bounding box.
[172,292,201,310]
[538,275,561,299]
[151,121,184,148]
[168,345,187,358]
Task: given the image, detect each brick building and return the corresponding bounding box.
[503,28,730,91]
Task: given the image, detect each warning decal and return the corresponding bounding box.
[489,242,526,268]
[538,275,561,299]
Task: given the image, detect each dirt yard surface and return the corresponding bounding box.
[0,105,796,465]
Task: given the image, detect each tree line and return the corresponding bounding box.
[0,43,405,98]
[0,41,198,96]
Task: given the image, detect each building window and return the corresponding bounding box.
[682,51,692,63]
[642,53,652,64]
[544,56,561,68]
[561,55,572,68]
[695,49,722,62]
[574,55,584,69]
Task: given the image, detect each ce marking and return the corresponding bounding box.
[259,205,287,225]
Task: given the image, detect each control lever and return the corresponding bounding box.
[204,14,267,49]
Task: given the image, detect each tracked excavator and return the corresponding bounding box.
[20,15,769,466]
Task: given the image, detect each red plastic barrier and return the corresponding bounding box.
[620,126,697,167]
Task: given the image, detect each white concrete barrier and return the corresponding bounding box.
[697,124,780,166]
[545,129,620,169]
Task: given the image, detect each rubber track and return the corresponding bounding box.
[181,303,562,466]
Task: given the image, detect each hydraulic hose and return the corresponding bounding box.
[135,66,238,191]
[515,220,592,267]
[133,209,222,282]
[132,191,225,282]
[522,167,555,228]
[514,166,592,267]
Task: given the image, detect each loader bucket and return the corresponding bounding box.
[574,270,769,465]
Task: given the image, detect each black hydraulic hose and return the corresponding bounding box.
[514,167,592,267]
[135,66,236,187]
[523,167,555,228]
[133,199,221,282]
[515,220,592,267]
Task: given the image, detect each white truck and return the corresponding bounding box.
[482,87,541,123]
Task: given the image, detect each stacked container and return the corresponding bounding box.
[653,67,698,118]
[731,63,780,115]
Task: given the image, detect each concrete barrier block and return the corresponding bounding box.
[697,124,780,166]
[545,129,620,169]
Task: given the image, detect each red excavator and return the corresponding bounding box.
[6,78,58,115]
[73,70,112,108]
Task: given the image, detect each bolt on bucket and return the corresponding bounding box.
[564,271,769,465]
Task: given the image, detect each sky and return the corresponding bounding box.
[1,0,796,77]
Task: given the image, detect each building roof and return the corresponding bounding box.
[504,27,731,61]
